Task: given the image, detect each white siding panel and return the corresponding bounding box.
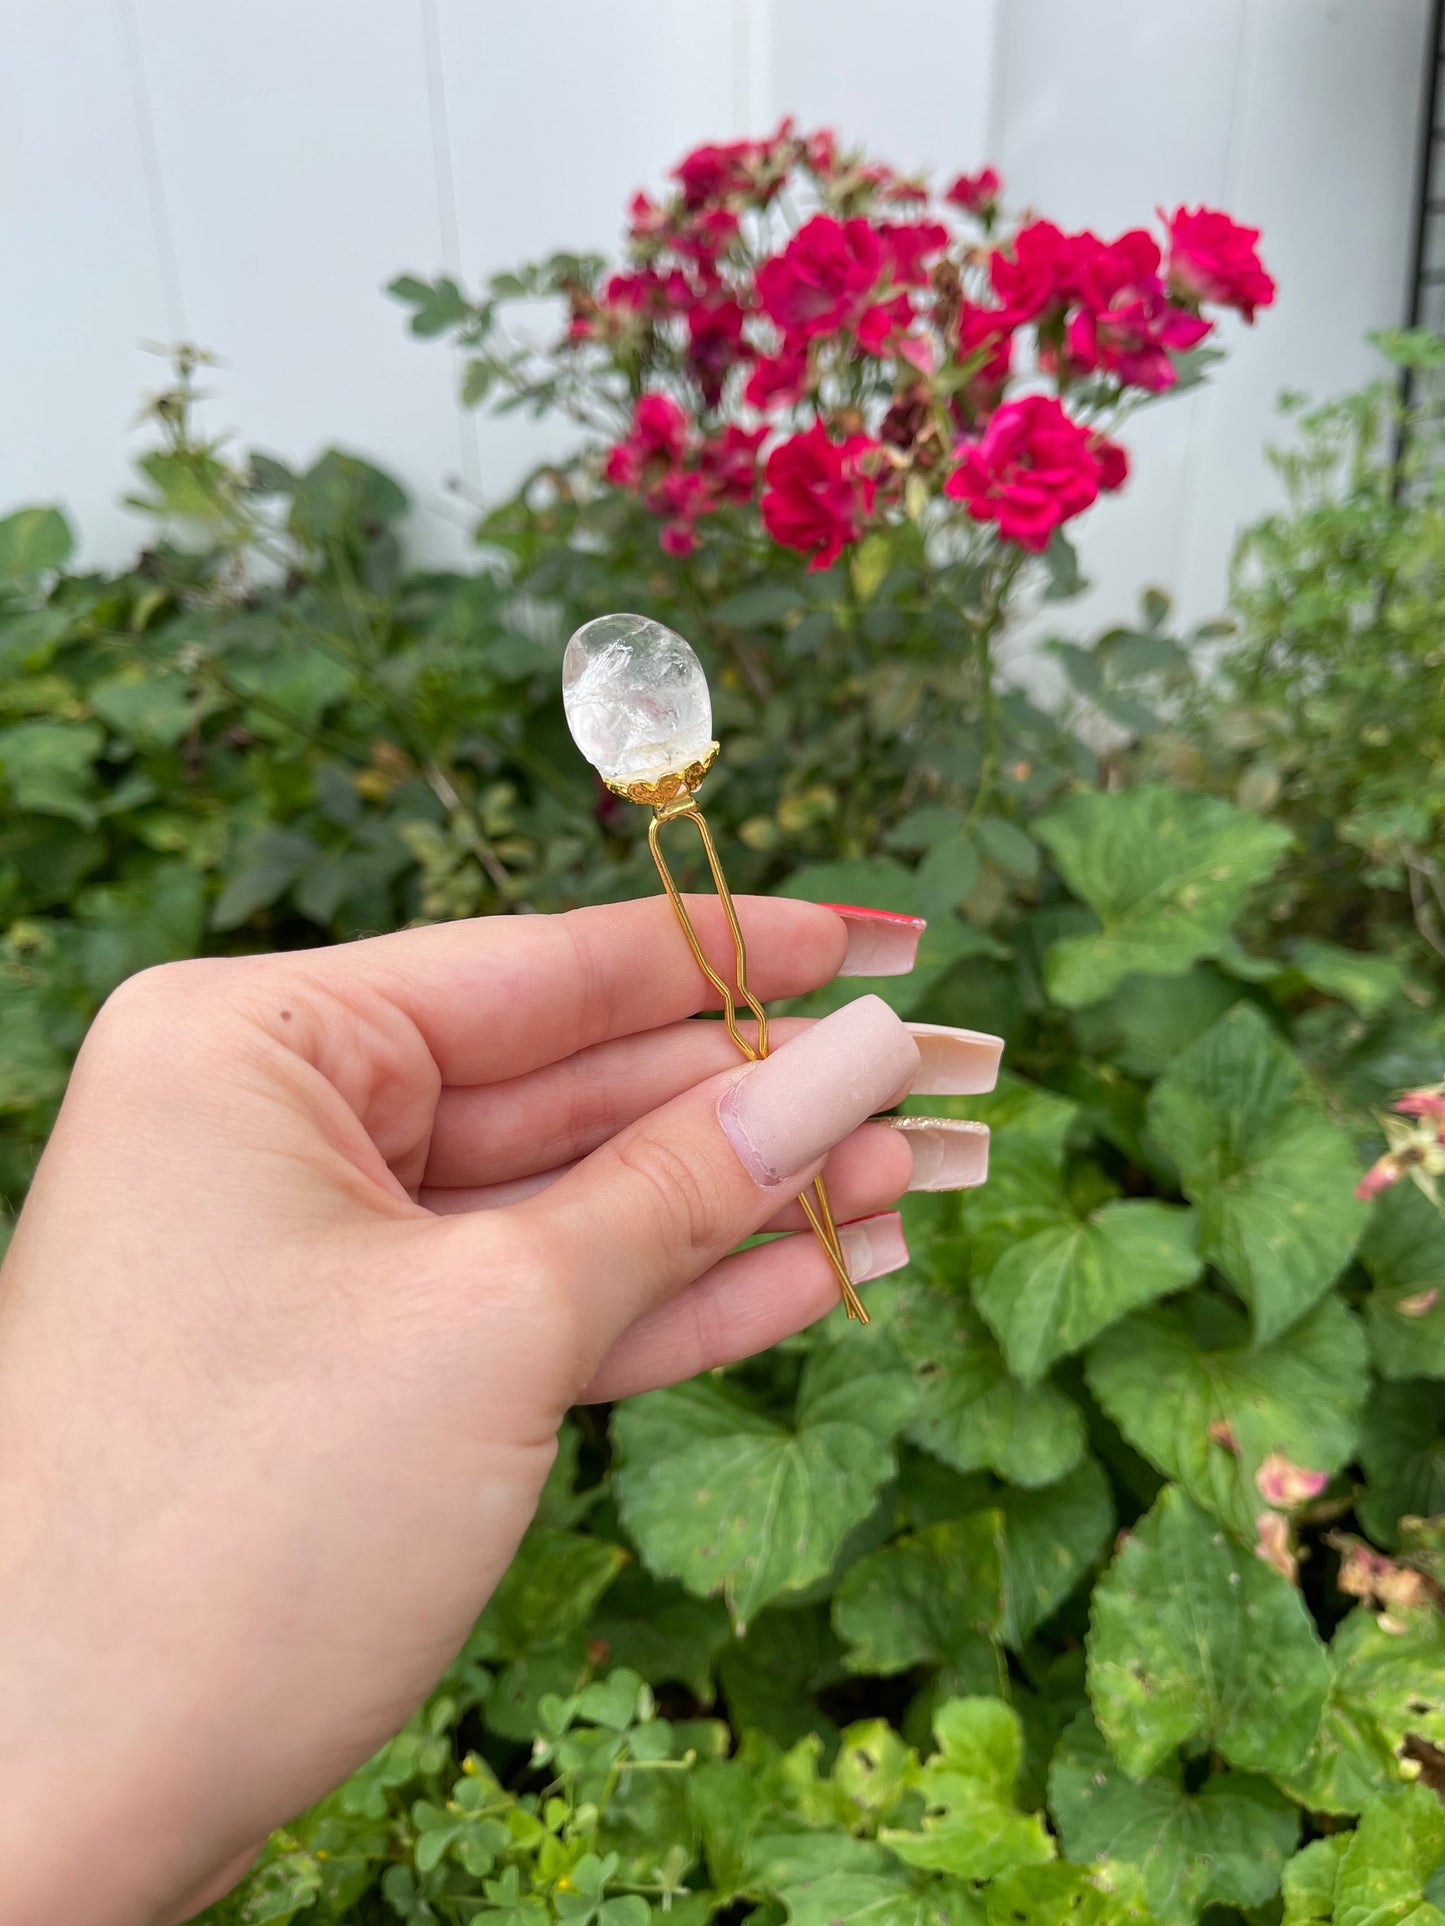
[132,0,471,564]
[0,0,176,566]
[434,0,736,505]
[762,0,997,177]
[1177,0,1431,622]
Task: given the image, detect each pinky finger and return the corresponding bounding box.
[576,1211,908,1404]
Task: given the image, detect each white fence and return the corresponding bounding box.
[0,0,1429,632]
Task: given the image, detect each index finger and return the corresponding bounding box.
[278,894,854,1087]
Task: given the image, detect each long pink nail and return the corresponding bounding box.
[837,1210,909,1281]
[718,995,922,1186]
[883,1116,990,1189]
[821,903,927,977]
[906,1023,1004,1095]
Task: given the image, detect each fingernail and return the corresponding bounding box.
[838,1210,909,1281]
[906,1022,1004,1095]
[884,1116,990,1190]
[821,904,927,977]
[718,995,922,1186]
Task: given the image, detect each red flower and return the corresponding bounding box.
[805,128,839,177]
[671,207,742,277]
[686,295,750,406]
[761,423,880,570]
[1394,1091,1445,1124]
[603,393,689,488]
[956,303,1014,409]
[879,220,950,288]
[857,293,916,354]
[944,395,1109,551]
[945,166,1002,216]
[989,220,1098,322]
[1165,206,1276,322]
[697,424,766,504]
[1091,432,1130,494]
[1066,229,1211,392]
[744,348,810,410]
[757,215,885,342]
[673,137,760,209]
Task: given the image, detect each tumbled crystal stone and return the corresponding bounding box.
[562,612,714,786]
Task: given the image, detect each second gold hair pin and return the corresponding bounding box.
[562,611,868,1322]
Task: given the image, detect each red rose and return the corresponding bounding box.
[956,304,1014,409]
[805,128,839,177]
[744,348,810,410]
[1164,206,1276,322]
[856,292,915,354]
[757,215,885,342]
[686,295,750,407]
[945,166,1002,216]
[989,220,1098,322]
[944,395,1107,551]
[673,137,759,209]
[879,220,950,288]
[1090,432,1129,494]
[761,423,880,570]
[1065,229,1211,392]
[697,424,767,504]
[671,207,742,277]
[603,393,689,488]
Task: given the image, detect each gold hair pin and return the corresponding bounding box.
[563,612,866,1321]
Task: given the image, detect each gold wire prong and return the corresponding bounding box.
[644,785,865,1323]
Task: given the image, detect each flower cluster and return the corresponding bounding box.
[1355,1081,1445,1207]
[567,123,1274,569]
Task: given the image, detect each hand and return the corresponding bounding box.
[0,896,999,1925]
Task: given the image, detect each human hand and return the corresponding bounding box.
[0,896,1000,1925]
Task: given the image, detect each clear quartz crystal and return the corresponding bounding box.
[562,613,714,785]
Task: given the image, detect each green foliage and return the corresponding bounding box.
[0,342,1442,1924]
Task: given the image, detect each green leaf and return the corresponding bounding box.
[1069,966,1240,1081]
[0,505,74,580]
[973,816,1039,884]
[612,1347,912,1633]
[1334,1786,1445,1926]
[892,1282,1087,1488]
[1281,1605,1445,1814]
[1049,1710,1299,1924]
[1285,937,1405,1019]
[780,1871,980,1926]
[882,1698,1054,1879]
[478,1527,626,1660]
[1085,1297,1368,1539]
[1357,1381,1445,1549]
[999,1458,1116,1651]
[832,1514,1005,1695]
[1362,1183,1445,1381]
[1086,1485,1329,1779]
[975,1198,1201,1385]
[1146,1003,1369,1342]
[979,1861,1157,1926]
[1282,1836,1348,1925]
[0,974,71,1112]
[76,861,208,998]
[89,669,196,749]
[1036,787,1291,1007]
[0,719,104,825]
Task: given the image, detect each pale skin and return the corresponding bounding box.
[0,895,928,1926]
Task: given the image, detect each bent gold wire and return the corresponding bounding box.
[647,799,869,1323]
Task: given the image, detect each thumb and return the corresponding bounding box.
[507,995,921,1355]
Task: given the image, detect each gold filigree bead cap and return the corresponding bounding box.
[563,613,715,792]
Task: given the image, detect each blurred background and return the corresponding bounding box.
[0,0,1430,629]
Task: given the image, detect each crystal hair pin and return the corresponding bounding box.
[563,612,867,1322]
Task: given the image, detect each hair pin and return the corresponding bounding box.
[563,612,867,1321]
